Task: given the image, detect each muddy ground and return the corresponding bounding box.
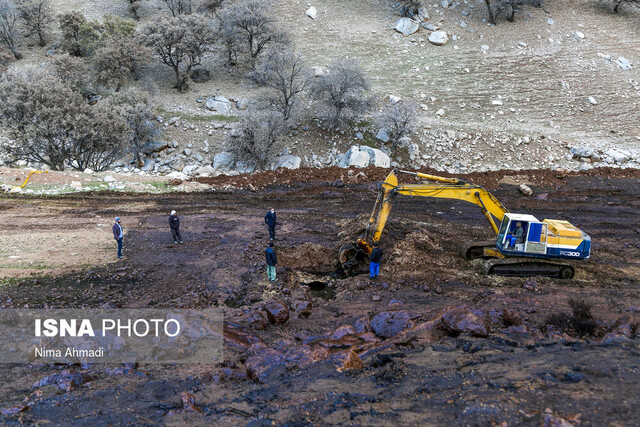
[1,167,639,425]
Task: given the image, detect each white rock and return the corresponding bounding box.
[360,146,391,168]
[395,17,420,36]
[491,100,503,106]
[312,66,325,77]
[376,128,390,143]
[436,108,445,117]
[519,183,533,196]
[389,95,401,104]
[306,6,317,19]
[428,31,449,46]
[182,164,200,175]
[615,57,632,70]
[605,148,631,163]
[206,97,232,114]
[570,146,594,158]
[83,168,94,174]
[338,146,370,168]
[196,165,216,176]
[274,154,302,170]
[103,175,116,183]
[167,171,187,180]
[574,31,585,40]
[547,18,554,25]
[481,45,490,51]
[213,151,236,170]
[587,96,598,105]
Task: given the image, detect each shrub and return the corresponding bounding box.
[228,110,285,170]
[375,99,418,153]
[0,0,21,59]
[16,0,52,46]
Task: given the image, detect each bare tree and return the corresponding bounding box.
[613,0,639,12]
[375,99,419,153]
[228,110,285,170]
[58,11,86,56]
[51,53,91,92]
[107,88,158,164]
[93,36,148,91]
[199,0,226,16]
[389,0,423,17]
[483,0,540,25]
[219,0,287,67]
[251,48,309,121]
[162,0,193,16]
[138,14,216,91]
[0,0,21,59]
[311,58,373,129]
[0,72,130,171]
[16,0,52,46]
[0,44,13,73]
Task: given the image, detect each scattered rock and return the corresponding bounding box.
[236,98,249,110]
[180,392,202,412]
[263,299,289,324]
[206,96,232,114]
[615,57,632,70]
[370,310,419,338]
[441,306,489,338]
[247,311,268,330]
[293,300,312,318]
[376,128,390,143]
[213,151,236,171]
[395,18,420,36]
[360,146,391,168]
[338,146,371,168]
[570,146,594,158]
[306,6,317,20]
[428,31,449,46]
[605,148,631,164]
[519,183,533,196]
[333,350,363,372]
[547,18,554,25]
[587,96,597,105]
[273,154,302,170]
[103,175,116,183]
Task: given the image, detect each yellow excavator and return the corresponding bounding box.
[339,170,591,279]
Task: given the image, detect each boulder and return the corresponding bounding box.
[190,68,211,83]
[141,158,155,172]
[195,165,215,176]
[376,128,390,143]
[360,146,391,168]
[338,146,370,168]
[245,345,286,383]
[570,146,594,158]
[370,310,420,338]
[518,183,533,196]
[306,6,317,19]
[441,306,489,337]
[428,30,449,46]
[395,18,420,36]
[389,95,401,104]
[236,98,249,110]
[605,148,631,163]
[181,164,200,176]
[142,140,169,154]
[206,96,232,114]
[263,299,289,324]
[235,160,256,174]
[213,152,236,171]
[293,300,312,318]
[615,57,632,70]
[274,154,301,170]
[166,171,187,180]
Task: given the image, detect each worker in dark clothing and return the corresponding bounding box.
[169,210,183,244]
[265,242,278,281]
[265,208,277,240]
[369,242,383,278]
[112,217,124,259]
[514,222,525,244]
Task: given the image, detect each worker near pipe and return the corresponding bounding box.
[369,242,383,278]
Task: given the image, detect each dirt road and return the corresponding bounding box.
[1,167,639,425]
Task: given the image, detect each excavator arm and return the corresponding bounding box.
[339,170,509,271]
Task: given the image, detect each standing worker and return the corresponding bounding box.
[112,217,124,259]
[265,242,278,282]
[369,242,383,278]
[169,210,184,244]
[265,208,277,240]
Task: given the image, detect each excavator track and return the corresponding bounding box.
[476,258,576,279]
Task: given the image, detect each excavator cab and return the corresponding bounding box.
[495,214,591,260]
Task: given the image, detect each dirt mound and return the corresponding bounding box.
[277,243,338,274]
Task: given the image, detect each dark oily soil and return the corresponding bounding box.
[1,167,639,426]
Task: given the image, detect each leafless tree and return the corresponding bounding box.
[107,88,158,163]
[0,0,21,59]
[251,48,309,121]
[483,0,540,25]
[16,0,52,46]
[58,11,86,56]
[138,14,216,91]
[218,0,287,67]
[228,110,285,170]
[613,0,639,12]
[163,0,193,16]
[0,72,130,171]
[51,53,91,92]
[311,58,374,129]
[198,0,225,16]
[375,99,419,153]
[93,36,149,91]
[0,44,13,72]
